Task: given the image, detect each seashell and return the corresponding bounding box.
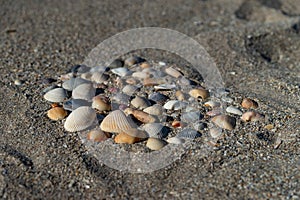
[148,69,166,78]
[72,83,95,101]
[44,88,67,103]
[125,77,139,85]
[114,129,147,144]
[210,127,223,138]
[125,56,144,66]
[175,90,186,101]
[206,108,222,117]
[100,110,137,133]
[146,138,167,150]
[122,85,139,95]
[181,111,203,122]
[167,137,185,144]
[89,66,108,73]
[143,78,163,86]
[111,67,131,77]
[112,93,130,104]
[264,124,274,130]
[64,106,97,132]
[177,128,201,139]
[80,72,93,80]
[192,122,207,130]
[172,120,187,128]
[91,72,109,84]
[148,92,169,104]
[165,67,183,78]
[241,111,264,122]
[47,107,68,121]
[92,95,111,111]
[131,96,151,109]
[143,104,164,116]
[226,106,242,115]
[140,62,150,69]
[204,101,221,108]
[71,64,90,74]
[63,99,91,111]
[154,84,177,90]
[241,98,258,109]
[109,59,124,68]
[163,100,187,110]
[62,77,90,91]
[132,71,151,79]
[211,114,236,130]
[126,108,158,123]
[87,129,110,142]
[177,76,192,86]
[158,61,166,66]
[189,88,209,99]
[142,123,169,138]
[221,96,234,103]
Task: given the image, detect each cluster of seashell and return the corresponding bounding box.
[43,55,267,151]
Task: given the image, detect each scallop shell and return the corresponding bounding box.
[91,72,109,84]
[87,129,110,142]
[131,96,151,109]
[72,83,95,101]
[211,114,236,130]
[167,137,185,144]
[241,111,264,122]
[92,95,111,111]
[143,104,164,116]
[181,111,203,122]
[64,106,97,132]
[114,129,147,144]
[241,98,258,109]
[226,106,242,115]
[165,67,183,78]
[44,88,67,103]
[100,110,137,133]
[122,85,139,95]
[163,100,187,110]
[189,88,209,99]
[143,123,169,138]
[62,77,89,91]
[146,138,167,150]
[111,67,131,77]
[63,99,91,111]
[148,92,169,104]
[47,107,68,121]
[204,101,221,108]
[176,128,201,139]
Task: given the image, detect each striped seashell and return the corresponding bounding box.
[64,106,97,132]
[91,72,109,84]
[72,83,95,101]
[47,107,68,121]
[176,128,201,140]
[131,96,151,109]
[146,138,167,150]
[211,114,236,130]
[143,104,164,116]
[44,88,67,103]
[142,123,169,138]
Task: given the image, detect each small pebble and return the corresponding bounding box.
[241,98,258,109]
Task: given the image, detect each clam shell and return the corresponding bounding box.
[87,129,110,142]
[72,83,95,101]
[241,111,264,122]
[142,123,169,138]
[64,106,97,132]
[177,128,201,139]
[165,67,183,78]
[131,96,151,109]
[226,106,242,115]
[211,114,236,130]
[111,67,131,77]
[47,107,68,121]
[92,95,111,111]
[127,109,158,123]
[62,77,89,91]
[148,92,169,104]
[100,110,137,133]
[114,129,147,144]
[91,72,109,83]
[167,137,185,144]
[89,66,107,73]
[241,98,258,109]
[143,104,164,116]
[44,88,67,103]
[63,99,91,111]
[122,85,139,95]
[189,88,209,99]
[112,93,130,104]
[146,138,167,150]
[163,100,187,110]
[204,101,221,108]
[181,111,203,122]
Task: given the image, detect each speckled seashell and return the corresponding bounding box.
[146,138,167,150]
[122,85,139,95]
[87,129,110,142]
[211,114,236,130]
[165,67,183,78]
[154,84,177,90]
[226,106,242,115]
[241,111,264,122]
[163,100,187,110]
[72,83,95,101]
[148,92,169,104]
[126,108,158,123]
[204,101,221,108]
[47,107,68,121]
[111,67,131,77]
[44,88,67,103]
[91,72,109,84]
[131,96,151,109]
[125,56,144,66]
[181,111,203,122]
[142,123,169,138]
[241,98,258,109]
[177,128,201,139]
[143,104,164,116]
[114,129,147,144]
[189,88,209,99]
[167,137,185,144]
[210,127,223,138]
[62,77,89,91]
[64,106,97,132]
[175,90,186,101]
[132,71,151,79]
[112,93,130,104]
[100,110,137,133]
[63,99,91,111]
[92,95,111,111]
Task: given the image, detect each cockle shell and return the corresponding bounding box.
[63,99,91,111]
[87,129,110,142]
[211,114,236,130]
[146,138,167,150]
[44,88,67,103]
[64,106,97,132]
[143,104,164,116]
[180,111,203,122]
[47,107,68,121]
[122,85,139,95]
[241,98,258,109]
[226,106,242,115]
[142,123,169,138]
[167,137,185,144]
[189,88,209,99]
[100,110,137,133]
[111,67,131,77]
[91,72,109,84]
[125,108,158,123]
[62,77,89,91]
[72,83,95,101]
[177,128,201,139]
[92,95,111,111]
[165,67,183,78]
[131,96,151,109]
[114,129,147,144]
[241,111,264,122]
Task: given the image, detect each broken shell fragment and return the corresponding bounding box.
[204,101,221,108]
[87,129,110,142]
[146,138,167,150]
[44,88,67,103]
[241,98,258,109]
[165,67,183,78]
[241,111,264,122]
[189,88,209,99]
[47,107,68,121]
[211,114,236,130]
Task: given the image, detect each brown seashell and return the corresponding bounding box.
[189,88,209,99]
[175,90,186,101]
[114,129,147,144]
[125,77,139,85]
[51,103,60,108]
[241,98,258,109]
[171,120,187,128]
[131,96,151,109]
[87,129,110,142]
[241,111,264,122]
[143,78,164,86]
[92,95,111,112]
[146,138,167,150]
[47,107,68,121]
[128,109,158,124]
[100,110,137,133]
[140,62,150,69]
[165,67,183,78]
[211,114,236,130]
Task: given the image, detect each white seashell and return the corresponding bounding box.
[132,71,151,79]
[89,66,107,73]
[163,100,187,110]
[92,95,111,111]
[72,83,95,101]
[177,128,201,139]
[158,61,166,66]
[131,96,151,109]
[181,111,203,122]
[44,88,67,103]
[211,114,236,130]
[64,106,97,132]
[62,77,89,91]
[154,84,177,90]
[91,72,109,84]
[111,67,131,77]
[226,106,243,115]
[204,101,221,108]
[167,137,185,144]
[142,123,169,138]
[122,85,139,95]
[63,99,91,111]
[165,67,183,78]
[143,104,164,116]
[146,138,167,150]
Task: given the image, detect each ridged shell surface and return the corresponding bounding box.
[44,88,66,103]
[72,83,95,101]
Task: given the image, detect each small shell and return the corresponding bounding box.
[241,98,258,109]
[64,106,97,132]
[111,67,131,77]
[91,72,109,84]
[167,137,185,144]
[204,101,221,108]
[44,88,67,103]
[62,77,89,91]
[63,99,91,111]
[72,83,95,101]
[87,129,110,142]
[178,76,192,86]
[140,62,150,69]
[181,111,203,122]
[146,138,167,150]
[112,93,130,104]
[126,108,158,124]
[148,92,169,104]
[241,111,264,122]
[206,108,222,117]
[125,77,139,85]
[47,107,68,121]
[92,95,111,111]
[100,110,137,133]
[192,122,207,130]
[90,66,108,73]
[226,106,243,115]
[125,56,144,66]
[171,120,187,128]
[163,100,187,110]
[177,128,201,139]
[80,72,93,80]
[211,115,236,130]
[165,67,183,78]
[122,85,139,95]
[143,78,163,86]
[131,96,151,109]
[209,127,223,138]
[109,59,124,68]
[114,129,147,144]
[143,104,164,116]
[189,88,209,99]
[154,84,177,90]
[143,123,169,138]
[132,71,151,79]
[175,91,186,101]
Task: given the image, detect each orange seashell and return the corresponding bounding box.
[47,107,67,121]
[114,129,147,144]
[241,98,258,109]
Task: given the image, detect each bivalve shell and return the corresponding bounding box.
[143,123,169,138]
[210,127,223,138]
[132,71,151,79]
[87,129,110,142]
[126,108,158,124]
[167,137,185,144]
[163,100,187,110]
[241,111,264,122]
[91,72,109,84]
[114,129,147,144]
[63,99,91,111]
[148,92,169,104]
[146,138,167,150]
[181,111,203,122]
[47,107,68,121]
[189,88,209,99]
[62,77,89,91]
[175,90,186,101]
[226,106,243,115]
[143,104,164,116]
[177,128,201,139]
[111,67,131,77]
[92,95,111,111]
[131,96,151,109]
[122,85,139,95]
[165,67,183,78]
[44,88,66,103]
[125,56,144,66]
[204,101,221,108]
[72,83,95,101]
[211,114,236,130]
[241,98,258,109]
